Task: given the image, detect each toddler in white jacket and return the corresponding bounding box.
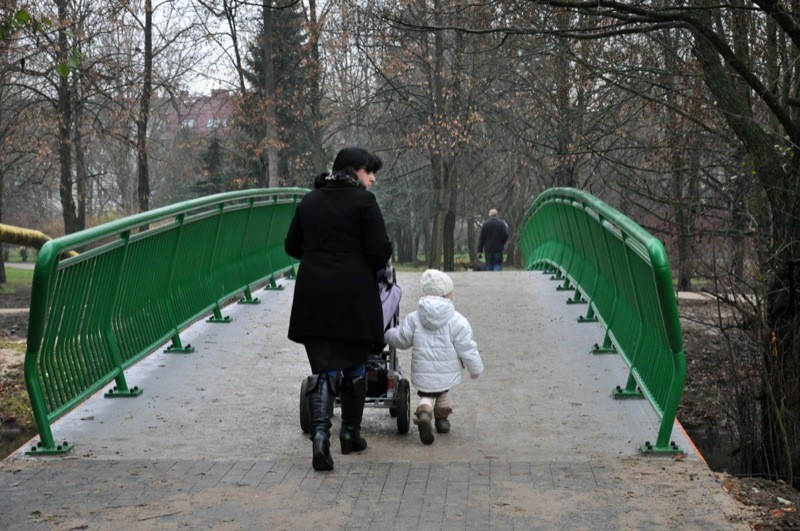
[384,269,484,444]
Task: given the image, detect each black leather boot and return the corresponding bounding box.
[306,374,338,470]
[339,375,368,454]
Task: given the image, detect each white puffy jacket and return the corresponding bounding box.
[384,296,484,393]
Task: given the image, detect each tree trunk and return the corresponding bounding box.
[467,216,476,266]
[428,153,446,269]
[262,0,279,187]
[137,0,152,214]
[74,97,87,230]
[553,17,576,188]
[442,160,456,271]
[426,1,454,270]
[730,152,749,278]
[662,28,694,292]
[762,241,800,486]
[395,224,414,263]
[56,0,79,235]
[306,0,326,170]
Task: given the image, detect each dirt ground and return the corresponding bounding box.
[2,285,799,528]
[0,284,30,338]
[678,297,800,529]
[0,285,30,427]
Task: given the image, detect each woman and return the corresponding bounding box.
[285,146,392,471]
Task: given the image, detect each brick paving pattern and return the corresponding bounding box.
[0,458,739,529]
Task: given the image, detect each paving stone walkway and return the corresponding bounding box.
[1,457,738,529]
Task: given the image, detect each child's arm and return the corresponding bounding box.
[452,315,484,377]
[384,313,416,350]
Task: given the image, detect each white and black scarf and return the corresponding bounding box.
[314,169,366,190]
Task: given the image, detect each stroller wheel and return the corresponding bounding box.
[395,378,411,435]
[299,378,311,434]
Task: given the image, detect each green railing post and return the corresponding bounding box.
[103,230,143,398]
[237,199,261,305]
[24,241,74,454]
[264,195,288,289]
[206,203,232,323]
[24,351,72,455]
[611,232,648,399]
[574,205,601,323]
[163,214,195,353]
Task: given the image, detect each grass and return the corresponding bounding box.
[4,248,36,263]
[0,337,26,354]
[1,265,35,429]
[0,267,33,295]
[0,367,34,429]
[0,337,32,429]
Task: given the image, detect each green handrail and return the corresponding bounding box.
[519,188,686,454]
[24,188,307,454]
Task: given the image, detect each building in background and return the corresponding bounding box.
[159,89,234,140]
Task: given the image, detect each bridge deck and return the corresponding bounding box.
[1,271,745,529]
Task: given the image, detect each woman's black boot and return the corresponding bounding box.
[306,374,337,470]
[339,375,368,454]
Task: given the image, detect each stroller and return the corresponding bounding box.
[299,263,411,435]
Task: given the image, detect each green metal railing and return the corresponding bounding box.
[24,188,306,455]
[519,188,686,454]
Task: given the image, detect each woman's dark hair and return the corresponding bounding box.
[332,147,382,174]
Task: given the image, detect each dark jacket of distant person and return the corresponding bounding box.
[478,215,509,254]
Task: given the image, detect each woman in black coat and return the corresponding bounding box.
[285,147,392,471]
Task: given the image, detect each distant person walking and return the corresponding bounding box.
[477,209,509,271]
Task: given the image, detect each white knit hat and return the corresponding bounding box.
[420,269,454,297]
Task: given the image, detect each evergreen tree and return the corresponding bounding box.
[240,2,316,186]
[193,136,233,196]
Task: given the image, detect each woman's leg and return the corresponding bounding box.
[339,364,368,454]
[305,372,339,470]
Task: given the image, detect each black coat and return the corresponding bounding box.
[285,180,392,348]
[477,216,509,254]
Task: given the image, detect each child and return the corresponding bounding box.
[384,269,484,444]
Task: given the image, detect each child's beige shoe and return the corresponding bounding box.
[413,404,435,445]
[434,406,452,433]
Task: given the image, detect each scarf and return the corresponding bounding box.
[314,169,366,190]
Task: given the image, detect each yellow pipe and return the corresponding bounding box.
[0,224,78,257]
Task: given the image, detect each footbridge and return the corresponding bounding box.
[0,189,745,529]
